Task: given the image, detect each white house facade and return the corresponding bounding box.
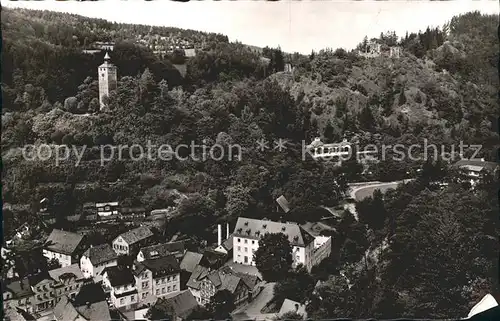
[102,266,138,310]
[112,226,154,256]
[79,244,118,280]
[43,229,84,268]
[232,217,319,271]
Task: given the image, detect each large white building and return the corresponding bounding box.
[232,217,330,272]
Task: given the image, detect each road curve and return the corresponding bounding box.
[348,179,412,202]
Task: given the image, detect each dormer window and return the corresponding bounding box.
[246,229,251,235]
[281,227,286,232]
[237,228,242,234]
[262,224,267,229]
[255,231,260,236]
[244,221,249,226]
[293,236,299,242]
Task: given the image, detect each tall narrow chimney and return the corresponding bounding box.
[226,223,230,240]
[217,224,222,247]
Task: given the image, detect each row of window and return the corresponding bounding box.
[119,295,135,306]
[155,284,177,296]
[155,275,177,285]
[236,238,255,245]
[52,252,68,259]
[115,285,131,291]
[236,246,256,254]
[35,284,78,294]
[113,244,128,252]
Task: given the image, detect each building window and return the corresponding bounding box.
[244,247,248,252]
[237,238,241,243]
[162,278,166,284]
[237,246,241,251]
[142,293,147,299]
[156,289,160,295]
[142,281,148,288]
[120,298,125,305]
[162,288,166,294]
[252,240,255,244]
[173,284,177,291]
[156,280,160,285]
[244,239,248,244]
[142,272,148,279]
[131,295,135,302]
[167,286,171,292]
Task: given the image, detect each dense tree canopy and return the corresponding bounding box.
[254,233,293,282]
[2,8,498,319]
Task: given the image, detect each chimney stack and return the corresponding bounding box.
[226,223,230,240]
[217,224,222,247]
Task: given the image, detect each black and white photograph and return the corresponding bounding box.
[1,0,499,320]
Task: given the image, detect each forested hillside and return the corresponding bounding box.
[1,8,498,318]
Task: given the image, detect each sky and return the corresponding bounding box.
[4,0,499,53]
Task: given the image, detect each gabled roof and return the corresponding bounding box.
[186,265,211,290]
[82,244,117,266]
[139,241,185,260]
[28,272,53,287]
[199,249,226,269]
[233,272,261,290]
[103,266,135,287]
[218,273,242,294]
[180,251,203,273]
[116,226,153,245]
[73,282,107,306]
[218,266,260,290]
[158,290,198,319]
[45,229,84,255]
[75,301,111,321]
[221,235,233,251]
[53,296,85,321]
[233,217,315,247]
[187,265,249,295]
[48,264,84,282]
[135,255,180,278]
[3,279,34,299]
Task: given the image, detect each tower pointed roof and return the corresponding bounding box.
[99,52,115,68]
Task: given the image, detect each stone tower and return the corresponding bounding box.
[98,52,117,110]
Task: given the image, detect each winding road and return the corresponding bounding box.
[345,180,413,220]
[349,180,409,202]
